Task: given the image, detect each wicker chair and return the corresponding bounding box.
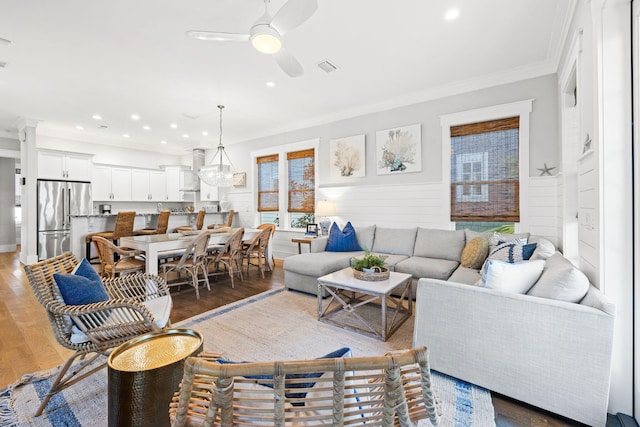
[207,209,235,230]
[85,211,136,263]
[256,223,276,265]
[23,252,172,416]
[175,210,206,233]
[161,230,211,300]
[169,347,441,427]
[241,227,272,278]
[207,227,244,288]
[134,209,171,235]
[92,235,146,278]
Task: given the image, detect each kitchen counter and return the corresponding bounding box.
[69,211,232,260]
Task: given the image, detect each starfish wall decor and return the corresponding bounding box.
[537,163,556,176]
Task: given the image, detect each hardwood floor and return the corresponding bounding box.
[0,248,582,426]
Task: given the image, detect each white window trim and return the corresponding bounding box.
[440,99,533,230]
[251,138,320,230]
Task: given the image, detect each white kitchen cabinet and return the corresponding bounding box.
[38,150,92,181]
[149,170,166,201]
[163,165,191,201]
[132,169,167,201]
[93,165,132,201]
[200,180,219,201]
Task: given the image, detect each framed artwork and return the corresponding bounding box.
[232,172,246,187]
[305,223,318,236]
[375,124,422,175]
[329,134,366,179]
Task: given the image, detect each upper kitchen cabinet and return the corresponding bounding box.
[132,169,167,201]
[162,165,192,201]
[200,180,219,201]
[38,150,93,181]
[93,165,132,201]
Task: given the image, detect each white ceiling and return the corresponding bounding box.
[0,0,573,155]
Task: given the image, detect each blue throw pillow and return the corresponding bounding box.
[216,347,352,406]
[325,222,362,252]
[54,258,109,306]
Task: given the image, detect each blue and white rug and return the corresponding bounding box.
[1,288,495,426]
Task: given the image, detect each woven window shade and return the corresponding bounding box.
[257,154,279,212]
[287,149,315,213]
[450,117,520,222]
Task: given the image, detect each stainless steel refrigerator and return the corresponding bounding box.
[37,180,92,260]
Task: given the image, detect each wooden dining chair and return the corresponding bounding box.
[242,227,272,278]
[161,230,211,300]
[133,210,171,235]
[256,223,276,265]
[207,209,235,230]
[207,227,244,288]
[92,235,146,278]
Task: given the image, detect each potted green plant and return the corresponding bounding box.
[351,248,389,281]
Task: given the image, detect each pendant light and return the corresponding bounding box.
[198,105,235,187]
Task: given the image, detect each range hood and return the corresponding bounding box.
[179,149,204,191]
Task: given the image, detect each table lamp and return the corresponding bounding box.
[316,200,337,236]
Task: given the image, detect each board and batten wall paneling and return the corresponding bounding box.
[577,150,598,285]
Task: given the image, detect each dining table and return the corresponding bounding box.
[120,228,261,276]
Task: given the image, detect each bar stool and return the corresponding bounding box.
[133,210,171,235]
[207,209,234,229]
[85,211,136,263]
[174,209,205,233]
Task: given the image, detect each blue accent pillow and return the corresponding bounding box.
[325,222,362,252]
[54,258,109,306]
[216,347,352,406]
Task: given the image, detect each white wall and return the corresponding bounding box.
[0,158,17,252]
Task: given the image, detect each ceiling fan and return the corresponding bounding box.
[186,0,318,78]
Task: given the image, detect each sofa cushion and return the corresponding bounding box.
[370,253,409,271]
[460,236,489,269]
[528,236,556,260]
[478,259,545,294]
[527,253,589,303]
[354,225,376,251]
[486,241,537,263]
[488,231,529,252]
[448,265,482,285]
[395,257,459,280]
[413,228,466,261]
[325,222,362,252]
[372,227,417,256]
[284,252,360,277]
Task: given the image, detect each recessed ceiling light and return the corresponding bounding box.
[266,81,275,88]
[202,131,209,136]
[92,114,102,120]
[160,140,167,144]
[75,125,84,130]
[131,114,140,121]
[444,8,460,20]
[123,134,130,138]
[142,125,151,130]
[182,133,189,138]
[170,123,178,129]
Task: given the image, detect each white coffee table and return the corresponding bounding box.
[317,267,412,341]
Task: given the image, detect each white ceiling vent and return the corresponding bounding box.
[317,59,337,73]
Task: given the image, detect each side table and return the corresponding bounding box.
[292,237,313,254]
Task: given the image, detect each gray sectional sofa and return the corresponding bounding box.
[283,224,615,426]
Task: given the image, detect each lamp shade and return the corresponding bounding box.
[315,200,337,217]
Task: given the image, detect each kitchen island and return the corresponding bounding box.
[70,211,232,260]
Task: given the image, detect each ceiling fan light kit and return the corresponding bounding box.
[250,25,282,54]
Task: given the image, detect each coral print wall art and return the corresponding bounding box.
[329,134,366,179]
[375,124,422,175]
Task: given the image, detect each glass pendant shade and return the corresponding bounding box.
[198,104,235,187]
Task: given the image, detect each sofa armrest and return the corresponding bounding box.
[413,278,614,426]
[310,236,328,252]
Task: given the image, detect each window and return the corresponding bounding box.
[287,149,315,228]
[253,140,318,230]
[450,116,520,224]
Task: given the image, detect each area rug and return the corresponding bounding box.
[1,288,495,426]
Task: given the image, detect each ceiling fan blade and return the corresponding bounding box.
[270,0,318,35]
[273,48,304,77]
[186,31,250,42]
